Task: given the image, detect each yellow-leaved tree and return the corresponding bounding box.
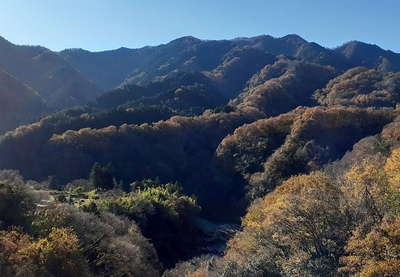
[339,148,400,276]
[224,171,348,276]
[0,227,89,277]
[340,216,400,277]
[385,147,400,189]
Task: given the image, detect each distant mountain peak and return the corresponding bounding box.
[338,40,390,53]
[280,34,308,44]
[169,36,201,45]
[0,35,13,46]
[341,40,381,49]
[61,48,91,54]
[337,40,388,58]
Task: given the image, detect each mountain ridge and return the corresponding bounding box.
[59,34,400,91]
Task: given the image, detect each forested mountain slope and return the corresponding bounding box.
[3,34,400,276]
[0,36,101,109]
[0,69,46,133]
[336,40,400,71]
[60,34,400,92]
[1,56,398,218]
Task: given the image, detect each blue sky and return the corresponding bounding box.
[0,0,399,52]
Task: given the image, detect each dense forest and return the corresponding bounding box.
[1,33,400,276]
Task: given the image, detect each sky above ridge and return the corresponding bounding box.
[0,0,399,52]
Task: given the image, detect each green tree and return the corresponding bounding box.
[89,163,114,190]
[0,181,35,229]
[98,181,202,267]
